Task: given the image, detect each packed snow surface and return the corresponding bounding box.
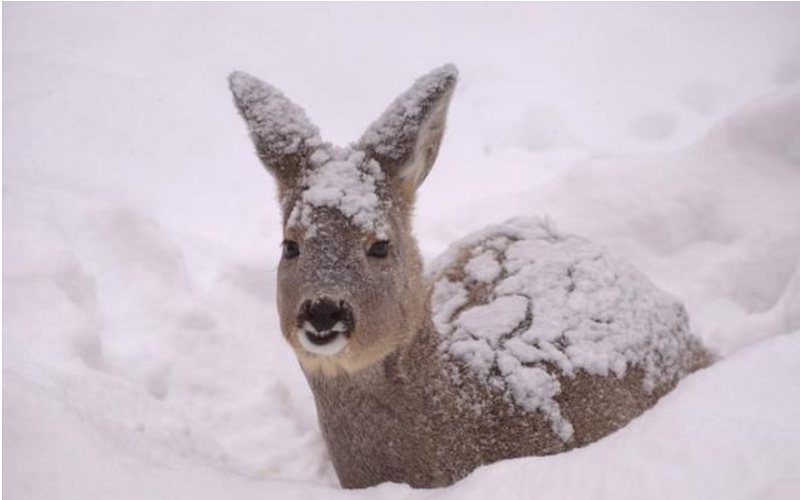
[5,3,800,500]
[431,217,702,441]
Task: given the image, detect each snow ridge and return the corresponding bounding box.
[430,217,699,441]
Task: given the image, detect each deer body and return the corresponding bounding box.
[229,66,711,489]
[305,312,685,488]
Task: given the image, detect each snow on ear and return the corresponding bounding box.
[357,64,458,199]
[229,71,322,189]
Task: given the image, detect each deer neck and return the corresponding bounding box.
[304,316,461,487]
[306,314,449,411]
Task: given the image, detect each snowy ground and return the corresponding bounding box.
[4,3,800,499]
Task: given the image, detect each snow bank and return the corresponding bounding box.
[6,320,799,500]
[5,4,800,499]
[3,183,336,487]
[6,86,799,499]
[433,333,800,500]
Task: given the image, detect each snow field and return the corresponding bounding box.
[4,3,800,499]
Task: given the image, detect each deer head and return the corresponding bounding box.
[229,65,458,376]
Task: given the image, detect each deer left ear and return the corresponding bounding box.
[356,64,458,200]
[229,71,322,193]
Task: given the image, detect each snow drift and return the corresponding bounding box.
[5,84,800,500]
[4,4,800,499]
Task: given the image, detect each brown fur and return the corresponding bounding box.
[308,306,710,488]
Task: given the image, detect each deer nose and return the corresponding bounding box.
[298,299,354,342]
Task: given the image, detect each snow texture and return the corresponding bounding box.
[231,72,390,236]
[229,71,322,161]
[287,147,388,237]
[359,64,457,173]
[5,4,800,500]
[238,64,457,237]
[430,217,697,440]
[284,64,459,237]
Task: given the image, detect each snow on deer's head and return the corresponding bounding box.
[229,65,458,376]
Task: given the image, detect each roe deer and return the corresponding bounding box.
[228,65,711,489]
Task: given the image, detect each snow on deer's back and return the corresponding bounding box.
[429,216,711,442]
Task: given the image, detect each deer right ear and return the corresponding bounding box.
[357,64,458,201]
[229,71,322,190]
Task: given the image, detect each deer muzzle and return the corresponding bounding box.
[296,298,354,356]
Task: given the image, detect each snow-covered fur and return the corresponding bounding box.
[229,65,712,488]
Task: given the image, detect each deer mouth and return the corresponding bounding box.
[298,322,349,356]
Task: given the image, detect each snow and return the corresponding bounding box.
[359,64,458,167]
[229,71,322,160]
[430,333,800,500]
[463,250,502,283]
[4,3,800,500]
[233,64,458,238]
[231,71,391,237]
[430,217,704,440]
[288,147,388,237]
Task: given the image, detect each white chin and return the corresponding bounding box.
[298,329,348,356]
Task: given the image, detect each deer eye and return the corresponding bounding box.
[367,240,390,258]
[282,240,300,259]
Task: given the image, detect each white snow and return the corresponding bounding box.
[431,217,701,439]
[229,71,322,158]
[4,3,800,500]
[232,72,392,237]
[288,147,388,237]
[359,64,458,165]
[463,250,503,283]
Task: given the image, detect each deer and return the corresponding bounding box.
[228,64,712,489]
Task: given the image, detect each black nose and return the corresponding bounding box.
[299,299,353,334]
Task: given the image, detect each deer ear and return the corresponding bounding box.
[229,71,322,190]
[357,64,458,199]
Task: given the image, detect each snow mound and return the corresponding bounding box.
[6,7,800,497]
[430,217,705,440]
